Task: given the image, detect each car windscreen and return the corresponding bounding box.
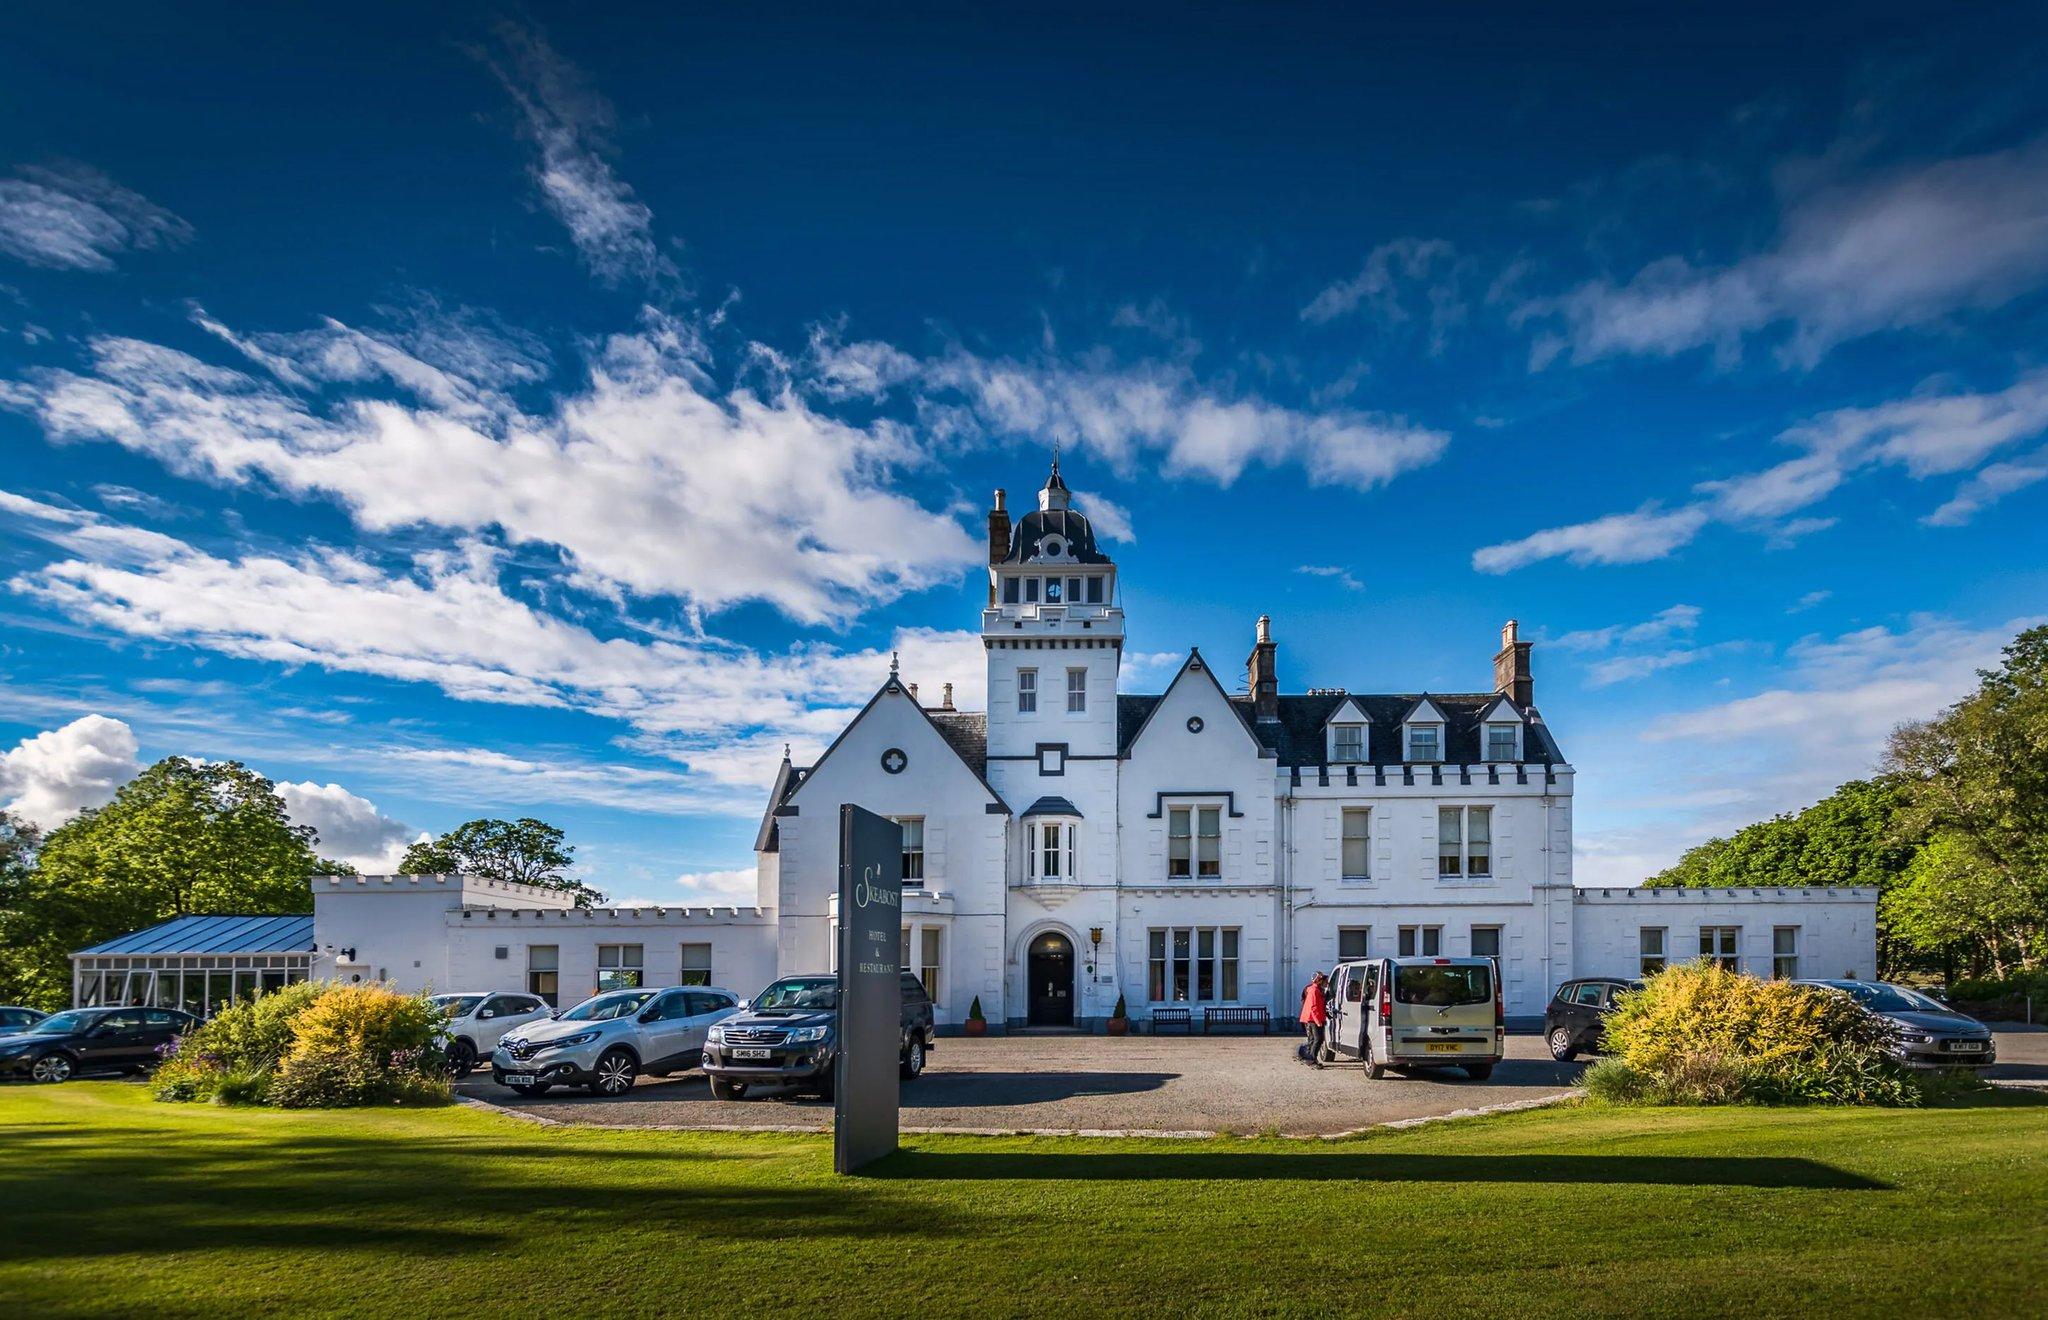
[432,995,486,1017]
[753,979,838,1010]
[1394,965,1493,1007]
[29,1010,97,1034]
[558,991,657,1022]
[1839,983,1945,1013]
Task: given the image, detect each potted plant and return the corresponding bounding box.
[1106,993,1129,1037]
[963,996,988,1037]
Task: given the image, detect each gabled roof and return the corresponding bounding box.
[1117,649,1269,757]
[778,674,1007,822]
[75,913,314,957]
[755,755,802,853]
[1399,694,1451,726]
[1473,693,1523,723]
[1325,695,1372,725]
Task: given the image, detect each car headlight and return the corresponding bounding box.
[1893,1029,1935,1044]
[785,1025,830,1044]
[551,1031,601,1049]
[705,1025,727,1044]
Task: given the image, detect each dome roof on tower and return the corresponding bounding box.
[1002,458,1111,564]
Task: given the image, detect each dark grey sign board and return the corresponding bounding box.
[835,803,902,1175]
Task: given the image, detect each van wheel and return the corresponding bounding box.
[589,1049,638,1096]
[1363,1044,1386,1081]
[709,1076,746,1101]
[1547,1027,1577,1062]
[1465,1062,1496,1081]
[900,1038,925,1080]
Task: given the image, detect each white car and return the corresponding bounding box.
[432,991,553,1074]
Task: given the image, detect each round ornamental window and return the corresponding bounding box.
[1043,537,1065,557]
[1186,716,1204,733]
[880,748,908,775]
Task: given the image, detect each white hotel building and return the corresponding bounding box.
[290,462,1875,1030]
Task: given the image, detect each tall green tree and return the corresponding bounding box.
[400,817,600,906]
[0,759,331,1010]
[1883,626,2048,974]
[1646,778,1918,892]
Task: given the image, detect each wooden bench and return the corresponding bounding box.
[1202,1006,1272,1034]
[1149,1007,1193,1034]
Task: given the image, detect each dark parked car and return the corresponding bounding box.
[1544,977,1639,1061]
[0,1006,198,1083]
[1797,979,1998,1069]
[700,972,935,1100]
[0,1006,48,1033]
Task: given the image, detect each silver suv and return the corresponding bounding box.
[491,986,741,1097]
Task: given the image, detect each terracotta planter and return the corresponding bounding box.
[963,1017,987,1037]
[1106,1017,1129,1037]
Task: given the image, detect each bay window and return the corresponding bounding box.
[1033,819,1077,882]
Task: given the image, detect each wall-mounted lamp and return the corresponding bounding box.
[1087,927,1103,978]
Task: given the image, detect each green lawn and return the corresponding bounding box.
[4,1085,2046,1318]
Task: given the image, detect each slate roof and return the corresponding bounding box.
[1118,691,1563,766]
[1002,506,1112,565]
[1020,795,1083,818]
[928,711,989,778]
[75,913,315,957]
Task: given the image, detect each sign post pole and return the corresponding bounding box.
[834,804,902,1174]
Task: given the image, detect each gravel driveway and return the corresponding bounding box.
[459,1032,1581,1136]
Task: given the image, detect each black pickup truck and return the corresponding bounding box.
[700,971,935,1101]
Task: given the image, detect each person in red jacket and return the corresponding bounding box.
[1298,970,1329,1068]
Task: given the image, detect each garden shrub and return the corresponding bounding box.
[153,980,449,1108]
[1947,969,2048,1020]
[1591,960,1921,1106]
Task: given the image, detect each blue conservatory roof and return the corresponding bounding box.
[75,913,315,957]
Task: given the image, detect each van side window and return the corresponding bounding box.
[1345,976,1363,1003]
[1362,966,1379,999]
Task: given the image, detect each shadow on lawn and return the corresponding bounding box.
[871,1150,1891,1190]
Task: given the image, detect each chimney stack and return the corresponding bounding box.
[907,682,920,702]
[941,682,955,711]
[986,489,1011,605]
[1494,619,1533,707]
[1248,615,1279,722]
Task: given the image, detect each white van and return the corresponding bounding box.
[1324,957,1504,1080]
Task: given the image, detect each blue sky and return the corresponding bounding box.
[3,2,2046,900]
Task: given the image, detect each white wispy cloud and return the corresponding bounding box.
[809,335,1452,492]
[1300,237,1468,352]
[1295,564,1364,592]
[477,21,675,289]
[1527,136,2048,369]
[0,164,191,272]
[1551,604,1702,651]
[1476,368,2048,571]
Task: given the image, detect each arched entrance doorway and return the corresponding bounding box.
[1027,931,1075,1027]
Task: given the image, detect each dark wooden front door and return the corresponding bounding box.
[1027,932,1075,1026]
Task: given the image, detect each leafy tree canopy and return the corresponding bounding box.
[0,758,325,1009]
[399,817,601,906]
[1645,778,1917,892]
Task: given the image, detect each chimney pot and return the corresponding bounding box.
[907,682,919,701]
[941,682,955,711]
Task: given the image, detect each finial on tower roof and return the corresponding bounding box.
[890,650,900,676]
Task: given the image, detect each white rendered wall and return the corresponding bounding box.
[312,874,572,993]
[442,906,778,1003]
[1571,887,1879,984]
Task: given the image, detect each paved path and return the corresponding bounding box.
[457,1025,2048,1135]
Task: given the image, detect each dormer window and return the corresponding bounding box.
[1406,724,1441,762]
[1332,725,1364,763]
[1486,723,1520,762]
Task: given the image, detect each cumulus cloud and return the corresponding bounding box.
[477,21,674,289]
[1476,369,2048,571]
[0,164,191,272]
[671,868,760,906]
[1071,490,1135,542]
[276,781,418,872]
[0,714,140,828]
[1528,137,2048,369]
